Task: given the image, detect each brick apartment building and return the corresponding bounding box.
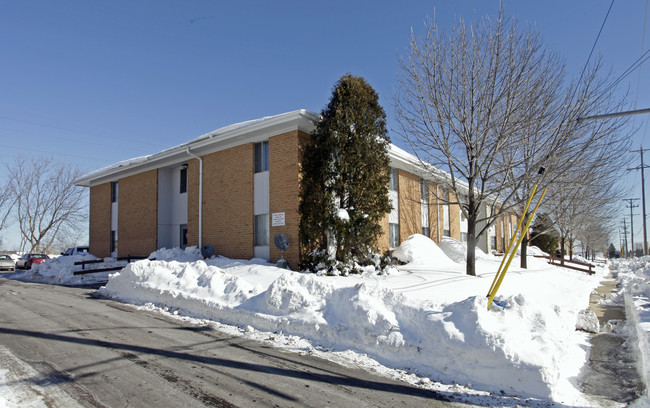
[75,110,517,269]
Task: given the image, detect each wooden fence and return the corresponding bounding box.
[73,256,151,275]
[533,254,595,275]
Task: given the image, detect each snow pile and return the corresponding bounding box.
[8,240,629,405]
[527,246,549,257]
[575,309,600,333]
[610,257,650,405]
[438,236,493,262]
[9,253,114,285]
[336,208,350,221]
[96,251,603,404]
[149,246,203,263]
[391,234,456,267]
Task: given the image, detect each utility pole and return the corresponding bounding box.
[619,227,624,257]
[624,198,640,257]
[623,219,629,258]
[629,147,649,255]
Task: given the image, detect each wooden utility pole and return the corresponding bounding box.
[625,198,640,257]
[623,218,630,258]
[629,147,649,255]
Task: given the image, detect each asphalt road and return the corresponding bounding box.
[0,277,472,408]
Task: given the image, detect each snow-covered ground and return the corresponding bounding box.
[3,235,649,407]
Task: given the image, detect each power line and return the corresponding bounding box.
[573,0,615,103]
[628,147,650,255]
[0,126,146,152]
[636,0,649,108]
[597,49,650,100]
[0,114,170,150]
[0,144,115,164]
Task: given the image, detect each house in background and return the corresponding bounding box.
[75,109,517,269]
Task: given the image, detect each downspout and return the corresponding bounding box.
[186,147,203,248]
[436,185,441,242]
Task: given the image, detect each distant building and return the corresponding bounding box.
[75,110,517,269]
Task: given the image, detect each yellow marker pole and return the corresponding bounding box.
[486,184,539,297]
[487,187,547,310]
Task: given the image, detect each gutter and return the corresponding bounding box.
[186,147,203,248]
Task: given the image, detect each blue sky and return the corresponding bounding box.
[1,0,648,250]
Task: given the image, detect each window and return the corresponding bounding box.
[422,227,430,237]
[491,235,497,251]
[459,195,467,221]
[389,223,400,249]
[180,224,188,248]
[110,230,117,253]
[111,182,118,203]
[389,168,399,191]
[254,214,269,246]
[254,141,269,173]
[180,166,187,194]
[461,232,468,242]
[421,179,428,202]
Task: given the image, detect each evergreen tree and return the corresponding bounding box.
[530,213,560,255]
[607,243,617,258]
[299,74,391,269]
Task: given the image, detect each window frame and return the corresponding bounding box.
[180,166,188,194]
[389,168,399,192]
[254,213,270,246]
[389,222,400,249]
[111,181,118,203]
[254,141,269,173]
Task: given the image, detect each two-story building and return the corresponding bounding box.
[75,109,517,269]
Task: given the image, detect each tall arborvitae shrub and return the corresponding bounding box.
[299,74,391,270]
[530,213,560,255]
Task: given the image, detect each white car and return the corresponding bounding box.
[0,254,15,272]
[61,246,90,256]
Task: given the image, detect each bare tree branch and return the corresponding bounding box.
[5,157,87,253]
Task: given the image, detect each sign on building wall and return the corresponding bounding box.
[272,212,285,227]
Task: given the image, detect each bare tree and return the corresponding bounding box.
[5,158,87,253]
[395,9,567,275]
[396,8,632,275]
[505,58,631,267]
[0,177,15,243]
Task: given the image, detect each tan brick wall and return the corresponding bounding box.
[428,182,441,243]
[378,176,446,252]
[89,183,111,258]
[496,216,504,253]
[511,214,519,241]
[118,170,158,257]
[187,158,200,247]
[199,144,254,259]
[449,192,461,241]
[269,131,307,269]
[398,169,421,243]
[377,212,390,254]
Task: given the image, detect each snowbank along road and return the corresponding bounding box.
[0,278,471,407]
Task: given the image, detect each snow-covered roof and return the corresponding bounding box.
[75,108,451,188]
[75,109,321,187]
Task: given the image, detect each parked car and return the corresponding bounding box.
[15,253,50,269]
[0,254,15,272]
[61,246,89,256]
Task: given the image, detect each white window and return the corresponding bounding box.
[254,214,269,246]
[389,223,400,249]
[389,168,399,191]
